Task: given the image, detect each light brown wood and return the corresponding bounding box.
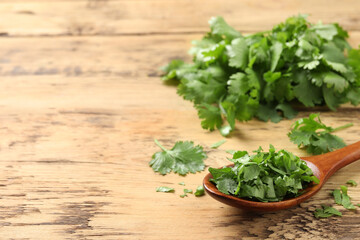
[1,0,360,36]
[0,1,360,239]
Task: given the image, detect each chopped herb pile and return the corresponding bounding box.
[314,205,342,218]
[180,189,193,198]
[150,139,207,175]
[211,139,227,149]
[288,113,352,155]
[194,185,205,197]
[156,187,175,193]
[161,15,360,136]
[209,145,319,202]
[333,185,356,209]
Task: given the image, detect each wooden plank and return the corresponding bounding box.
[1,0,360,36]
[0,35,360,239]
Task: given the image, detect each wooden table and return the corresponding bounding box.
[1,1,360,239]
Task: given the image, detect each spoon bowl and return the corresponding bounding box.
[203,141,360,212]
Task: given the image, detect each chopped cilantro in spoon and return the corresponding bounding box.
[209,145,319,202]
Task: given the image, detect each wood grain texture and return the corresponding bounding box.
[1,0,360,36]
[0,1,360,239]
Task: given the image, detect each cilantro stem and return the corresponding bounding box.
[332,123,353,132]
[154,139,169,152]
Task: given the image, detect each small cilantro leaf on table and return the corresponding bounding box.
[208,145,319,202]
[314,205,342,218]
[180,189,193,198]
[156,187,175,193]
[346,180,357,187]
[194,186,205,197]
[211,139,226,149]
[150,139,207,175]
[288,113,353,155]
[333,185,356,210]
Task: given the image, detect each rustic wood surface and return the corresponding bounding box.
[0,1,360,239]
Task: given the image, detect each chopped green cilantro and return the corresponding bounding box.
[333,185,356,209]
[180,189,193,198]
[156,187,175,193]
[150,139,207,175]
[211,139,226,149]
[346,180,357,187]
[178,182,185,186]
[209,145,319,202]
[194,186,205,197]
[288,113,352,155]
[313,205,342,218]
[161,15,360,135]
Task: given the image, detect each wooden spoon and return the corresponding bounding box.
[203,141,360,212]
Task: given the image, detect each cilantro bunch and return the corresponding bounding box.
[288,113,353,155]
[209,145,319,202]
[162,15,360,136]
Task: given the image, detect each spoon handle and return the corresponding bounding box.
[303,141,360,182]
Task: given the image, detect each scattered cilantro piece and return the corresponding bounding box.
[194,186,205,197]
[346,180,357,187]
[178,182,185,186]
[161,15,360,135]
[156,187,175,193]
[333,185,356,209]
[209,145,319,202]
[288,113,352,155]
[314,205,342,218]
[357,204,360,208]
[150,139,207,175]
[211,139,226,149]
[180,189,193,198]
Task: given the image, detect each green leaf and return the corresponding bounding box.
[276,103,298,119]
[288,113,351,155]
[150,139,207,175]
[323,72,349,93]
[178,182,185,186]
[194,185,205,197]
[270,41,283,72]
[211,139,226,149]
[314,205,342,218]
[257,104,282,123]
[333,189,342,204]
[293,71,322,107]
[196,103,223,131]
[156,187,175,193]
[346,180,357,187]
[227,38,248,70]
[312,23,338,40]
[209,16,242,40]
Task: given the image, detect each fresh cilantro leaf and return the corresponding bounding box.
[178,182,185,186]
[357,204,360,208]
[333,185,356,209]
[333,189,342,205]
[150,139,207,175]
[209,145,318,202]
[211,139,226,149]
[156,187,175,193]
[288,113,352,155]
[208,16,242,41]
[180,188,193,198]
[227,38,248,70]
[196,104,223,131]
[161,15,360,135]
[194,185,205,197]
[346,180,357,187]
[314,205,342,218]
